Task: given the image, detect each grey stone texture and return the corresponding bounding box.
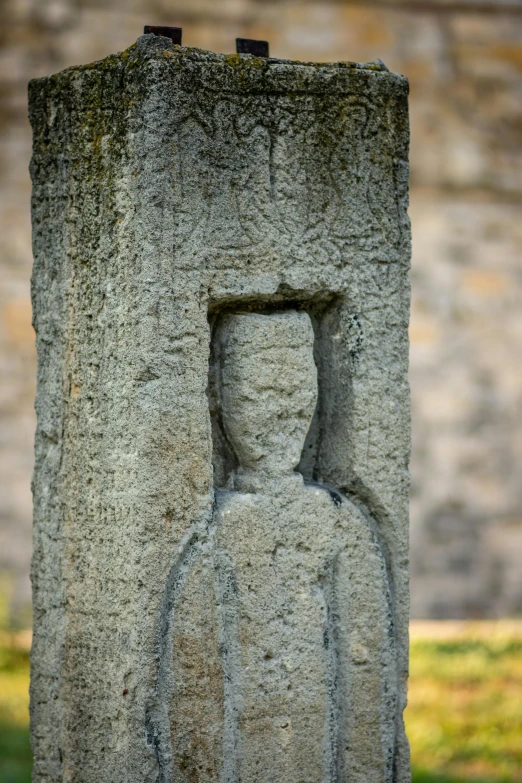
[30,33,410,782]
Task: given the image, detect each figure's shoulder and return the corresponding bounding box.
[213,481,369,527]
[303,481,344,508]
[303,481,373,531]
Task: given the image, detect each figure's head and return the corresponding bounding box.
[218,311,318,477]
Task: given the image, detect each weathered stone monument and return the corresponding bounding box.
[29,29,411,783]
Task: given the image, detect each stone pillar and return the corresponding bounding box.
[29,33,411,783]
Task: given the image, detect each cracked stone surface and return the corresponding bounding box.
[30,33,411,782]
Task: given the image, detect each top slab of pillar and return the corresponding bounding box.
[29,33,411,783]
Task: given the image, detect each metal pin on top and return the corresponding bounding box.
[144,26,182,45]
[236,38,269,57]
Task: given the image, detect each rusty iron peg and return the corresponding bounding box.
[144,26,182,45]
[236,38,269,57]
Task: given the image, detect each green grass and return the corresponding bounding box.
[1,623,521,782]
[407,624,522,783]
[0,641,32,783]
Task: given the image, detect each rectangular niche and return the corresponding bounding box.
[207,293,348,489]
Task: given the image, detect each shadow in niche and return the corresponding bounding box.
[207,291,344,489]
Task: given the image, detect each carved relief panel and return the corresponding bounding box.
[150,311,398,783]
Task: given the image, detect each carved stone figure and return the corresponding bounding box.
[160,312,397,783]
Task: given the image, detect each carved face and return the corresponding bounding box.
[219,311,318,476]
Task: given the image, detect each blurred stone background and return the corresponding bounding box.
[0,0,521,624]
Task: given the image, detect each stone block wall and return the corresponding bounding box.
[1,0,521,620]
